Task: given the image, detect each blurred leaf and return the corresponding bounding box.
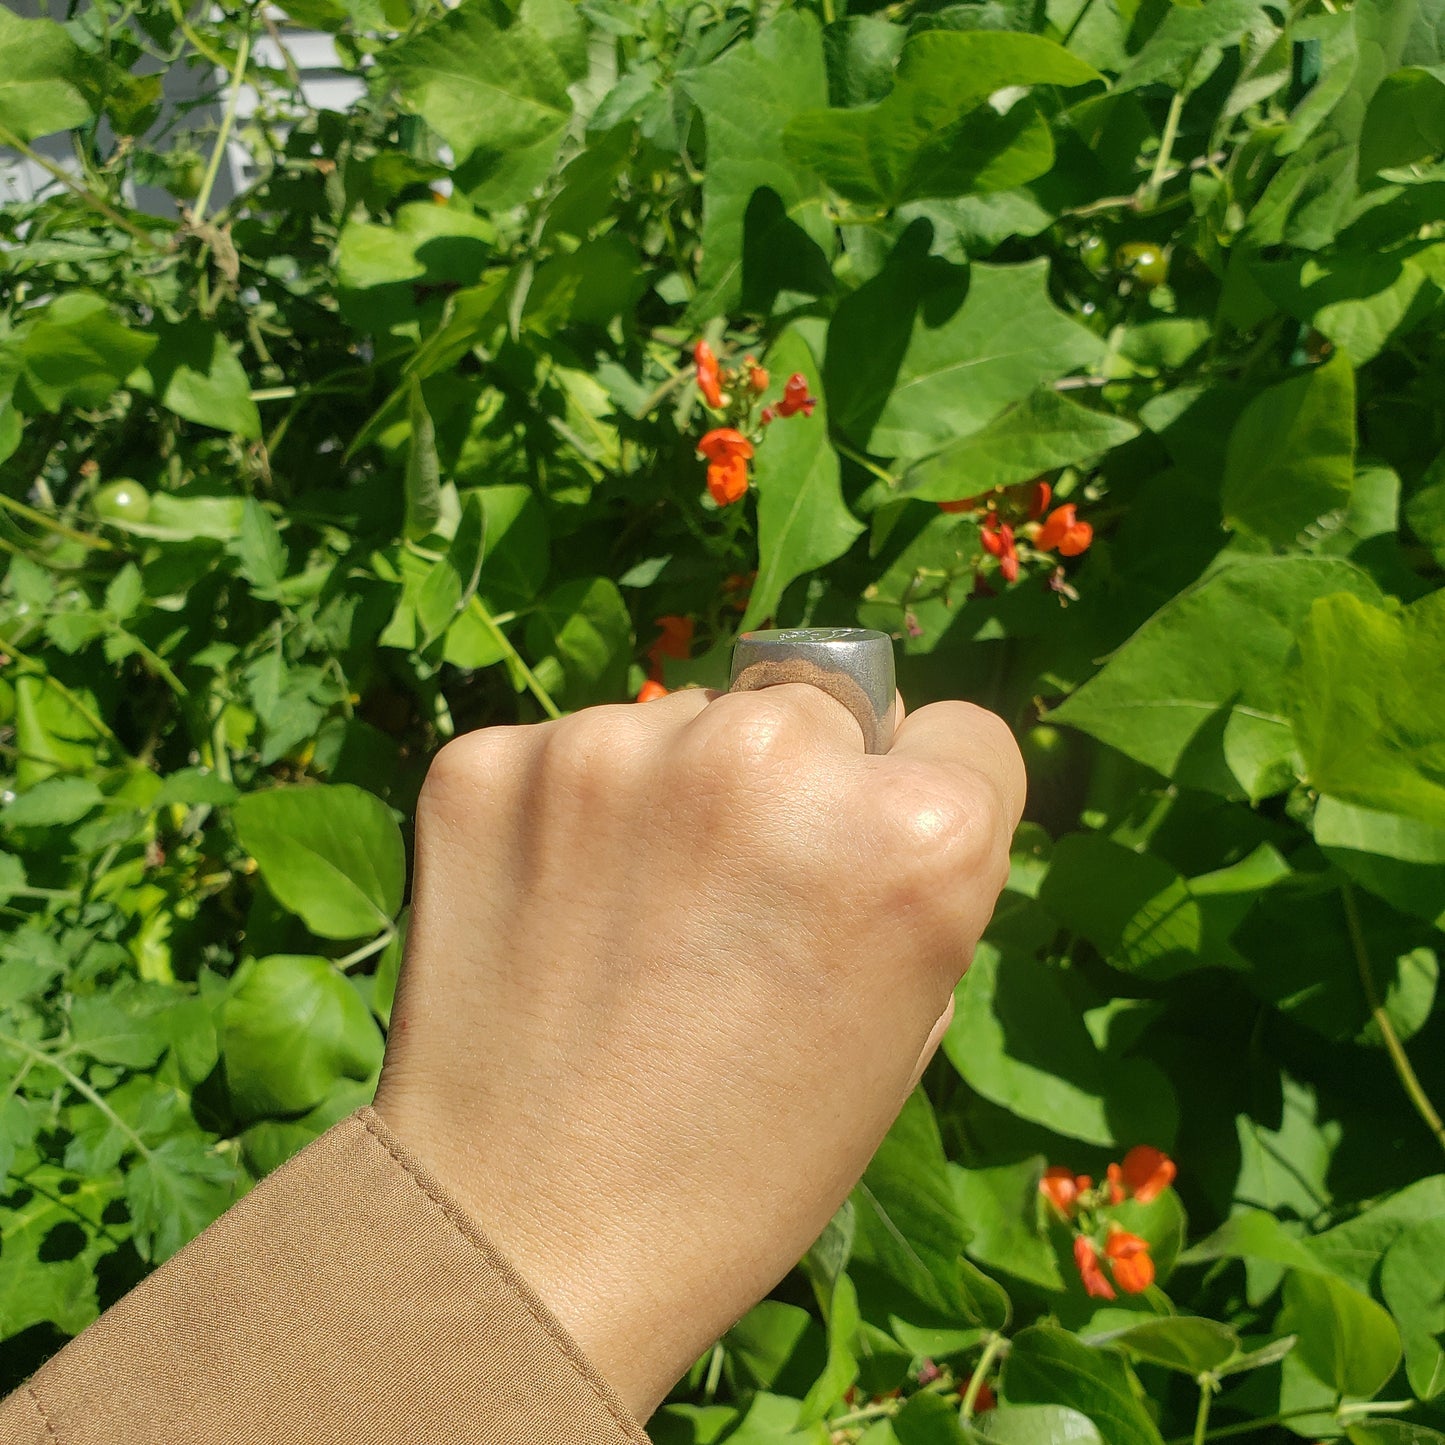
[0,9,95,141]
[133,320,260,439]
[524,576,631,707]
[1087,1317,1239,1375]
[1276,1270,1401,1399]
[1379,1218,1445,1400]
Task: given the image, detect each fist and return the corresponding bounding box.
[371,684,1024,1420]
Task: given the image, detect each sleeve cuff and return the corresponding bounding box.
[22,1107,651,1445]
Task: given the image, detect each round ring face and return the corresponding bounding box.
[728,628,897,752]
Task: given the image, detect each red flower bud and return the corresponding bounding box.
[776,372,817,418]
[745,357,769,394]
[1040,1166,1079,1218]
[693,339,723,410]
[1105,1226,1155,1294]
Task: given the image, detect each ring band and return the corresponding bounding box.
[728,627,897,753]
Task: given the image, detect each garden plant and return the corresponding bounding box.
[2,0,1445,1439]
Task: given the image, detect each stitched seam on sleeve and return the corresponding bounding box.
[25,1387,58,1445]
[354,1109,648,1445]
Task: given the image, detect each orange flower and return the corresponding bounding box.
[636,679,668,703]
[694,340,723,409]
[1105,1226,1154,1294]
[776,372,816,418]
[1074,1235,1116,1300]
[1027,480,1052,519]
[1107,1162,1126,1206]
[1035,504,1093,557]
[960,1373,997,1413]
[698,428,753,506]
[1120,1145,1176,1204]
[981,514,1021,583]
[745,357,769,394]
[1039,1166,1079,1218]
[722,571,755,613]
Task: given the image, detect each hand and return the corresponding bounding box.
[371,685,1025,1421]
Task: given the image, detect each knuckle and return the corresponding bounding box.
[880,763,1005,884]
[693,693,806,775]
[541,706,649,795]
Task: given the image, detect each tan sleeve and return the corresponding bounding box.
[3,1108,651,1445]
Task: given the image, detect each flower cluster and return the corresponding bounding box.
[692,339,817,507]
[1041,1145,1175,1300]
[939,476,1095,595]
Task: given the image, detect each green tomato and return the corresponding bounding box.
[1114,242,1169,288]
[1078,233,1110,275]
[169,152,206,201]
[92,479,151,524]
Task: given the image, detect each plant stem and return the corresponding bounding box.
[336,929,395,972]
[0,634,121,744]
[0,1032,152,1161]
[960,1332,1007,1421]
[468,595,562,720]
[192,24,252,223]
[1343,880,1445,1157]
[833,439,901,488]
[0,124,163,249]
[1145,88,1186,207]
[1192,1377,1213,1445]
[0,493,116,550]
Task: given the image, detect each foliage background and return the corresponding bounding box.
[3,0,1445,1440]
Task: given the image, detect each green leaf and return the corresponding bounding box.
[69,985,171,1068]
[952,1158,1063,1292]
[1276,1270,1402,1399]
[1316,797,1445,931]
[222,954,384,1120]
[741,329,863,631]
[1051,558,1382,800]
[133,320,260,439]
[1222,355,1356,548]
[469,485,549,606]
[1347,1425,1445,1445]
[1000,1326,1164,1445]
[783,32,1098,209]
[1177,1210,1328,1275]
[524,576,631,708]
[1290,589,1445,831]
[16,292,156,412]
[232,784,406,939]
[404,377,443,543]
[0,9,95,141]
[1087,1317,1240,1376]
[680,10,833,318]
[829,252,1105,462]
[944,944,1175,1148]
[416,491,486,650]
[0,1169,115,1336]
[976,1405,1103,1445]
[124,1132,239,1263]
[1379,1218,1445,1400]
[901,390,1139,503]
[3,776,104,828]
[1116,0,1275,91]
[232,499,287,595]
[240,1074,378,1178]
[382,0,587,164]
[1361,66,1445,174]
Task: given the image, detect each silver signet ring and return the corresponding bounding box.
[728,627,898,754]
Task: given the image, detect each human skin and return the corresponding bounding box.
[371,683,1025,1422]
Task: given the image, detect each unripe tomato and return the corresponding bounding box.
[92,480,151,523]
[1078,233,1110,275]
[168,151,206,201]
[1114,242,1169,288]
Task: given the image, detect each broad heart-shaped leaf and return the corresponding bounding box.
[381,0,586,164]
[524,576,632,708]
[1000,1326,1164,1445]
[976,1405,1103,1445]
[124,1131,240,1264]
[1380,1219,1445,1400]
[131,319,260,439]
[1307,1177,1445,1292]
[680,9,833,320]
[952,1158,1063,1292]
[829,251,1105,462]
[783,32,1097,209]
[1276,1270,1402,1399]
[944,943,1176,1148]
[1222,354,1355,548]
[231,784,405,939]
[1050,557,1383,801]
[222,954,384,1121]
[15,292,156,413]
[740,330,863,631]
[0,8,94,141]
[902,390,1138,503]
[1290,589,1445,831]
[1362,66,1445,173]
[1085,1317,1239,1376]
[469,484,549,606]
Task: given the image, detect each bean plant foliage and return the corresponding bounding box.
[2,0,1445,1436]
